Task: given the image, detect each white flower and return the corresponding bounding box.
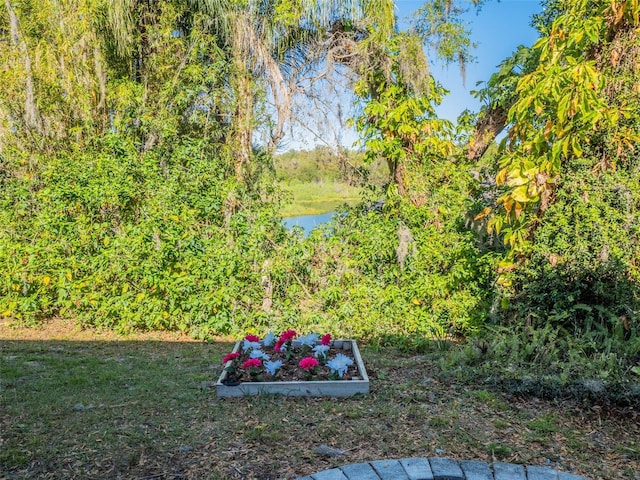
[249,349,269,360]
[264,360,283,375]
[262,331,276,347]
[313,344,330,358]
[242,340,262,352]
[297,333,319,347]
[327,353,353,378]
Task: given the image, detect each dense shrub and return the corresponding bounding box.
[0,130,496,345]
[442,323,640,406]
[497,165,640,339]
[280,157,499,348]
[0,136,289,336]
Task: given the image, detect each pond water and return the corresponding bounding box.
[282,212,335,235]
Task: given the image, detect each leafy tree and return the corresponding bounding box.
[349,0,482,195]
[483,0,640,249]
[471,0,640,358]
[212,0,401,182]
[0,0,414,333]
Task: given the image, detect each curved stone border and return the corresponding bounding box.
[296,457,589,480]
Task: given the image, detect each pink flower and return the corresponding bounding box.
[244,334,260,342]
[299,357,319,371]
[274,340,283,352]
[279,329,297,342]
[321,334,332,346]
[242,358,262,370]
[222,352,240,364]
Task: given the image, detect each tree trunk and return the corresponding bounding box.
[94,45,107,118]
[229,11,257,184]
[466,105,508,161]
[233,70,253,183]
[5,0,43,135]
[387,157,407,196]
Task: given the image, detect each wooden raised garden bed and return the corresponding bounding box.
[215,339,369,398]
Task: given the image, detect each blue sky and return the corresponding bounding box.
[396,0,543,120]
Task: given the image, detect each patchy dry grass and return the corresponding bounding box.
[1,319,638,479]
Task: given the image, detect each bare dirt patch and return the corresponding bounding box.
[0,317,209,342]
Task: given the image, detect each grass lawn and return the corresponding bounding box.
[1,319,638,479]
[278,181,364,217]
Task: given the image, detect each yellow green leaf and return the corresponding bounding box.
[474,207,492,221]
[511,185,532,203]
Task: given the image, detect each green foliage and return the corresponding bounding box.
[443,322,640,404]
[0,0,494,346]
[0,135,288,335]
[351,28,461,198]
[356,77,455,164]
[282,163,497,347]
[495,163,640,343]
[470,1,640,368]
[486,0,640,247]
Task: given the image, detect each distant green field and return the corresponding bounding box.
[278,180,364,216]
[274,147,387,216]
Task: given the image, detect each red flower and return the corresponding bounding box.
[299,357,319,371]
[222,352,240,364]
[321,334,332,346]
[274,340,283,352]
[279,329,297,342]
[244,334,260,342]
[242,358,262,370]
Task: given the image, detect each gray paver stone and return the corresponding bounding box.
[526,466,559,480]
[371,459,409,480]
[428,458,464,480]
[311,468,349,480]
[460,460,493,480]
[301,459,592,480]
[340,462,381,480]
[400,458,434,480]
[493,462,526,480]
[558,474,589,480]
